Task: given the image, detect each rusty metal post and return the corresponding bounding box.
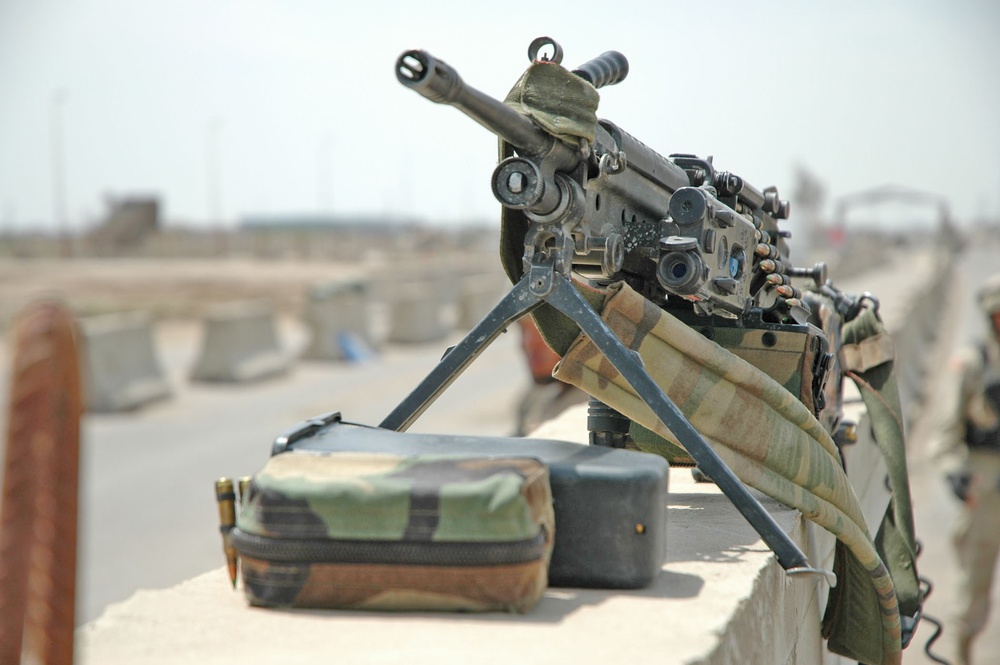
[0,301,82,665]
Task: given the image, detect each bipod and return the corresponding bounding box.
[381,258,833,583]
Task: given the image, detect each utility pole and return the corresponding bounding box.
[206,117,224,225]
[318,134,333,214]
[51,88,70,256]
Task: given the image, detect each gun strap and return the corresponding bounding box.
[840,307,922,618]
[552,281,902,665]
[840,331,895,373]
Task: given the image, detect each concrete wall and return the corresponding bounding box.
[73,246,954,664]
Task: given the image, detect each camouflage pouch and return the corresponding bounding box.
[232,451,554,613]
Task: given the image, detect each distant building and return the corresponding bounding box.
[88,196,160,254]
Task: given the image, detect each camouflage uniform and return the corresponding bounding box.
[934,273,1000,665]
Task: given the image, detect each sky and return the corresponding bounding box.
[1,0,998,233]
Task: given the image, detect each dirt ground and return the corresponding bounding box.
[0,258,363,326]
[0,252,505,332]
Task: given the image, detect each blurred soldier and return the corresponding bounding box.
[934,273,1000,665]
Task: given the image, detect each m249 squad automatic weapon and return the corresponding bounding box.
[382,37,835,582]
[395,37,827,321]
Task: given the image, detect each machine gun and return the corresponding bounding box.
[383,38,836,582]
[395,37,828,322]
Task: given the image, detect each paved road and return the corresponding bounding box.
[74,317,530,624]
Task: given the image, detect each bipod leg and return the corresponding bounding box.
[543,276,828,579]
[380,275,542,432]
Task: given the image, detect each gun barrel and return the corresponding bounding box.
[396,49,552,156]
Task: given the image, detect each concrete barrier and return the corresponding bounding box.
[190,301,290,382]
[883,251,955,430]
[75,407,825,664]
[300,280,374,361]
[80,311,172,412]
[833,246,956,432]
[75,398,895,665]
[456,274,504,331]
[386,282,447,344]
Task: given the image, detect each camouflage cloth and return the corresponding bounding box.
[626,312,831,466]
[503,61,599,145]
[235,451,555,613]
[552,281,902,665]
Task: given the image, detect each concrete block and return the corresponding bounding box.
[884,252,954,429]
[300,280,373,361]
[455,274,503,330]
[81,311,172,412]
[386,283,447,344]
[190,301,290,382]
[416,270,457,310]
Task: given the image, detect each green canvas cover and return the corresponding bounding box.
[235,451,555,613]
[502,61,599,145]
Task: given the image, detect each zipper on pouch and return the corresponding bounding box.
[231,527,546,567]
